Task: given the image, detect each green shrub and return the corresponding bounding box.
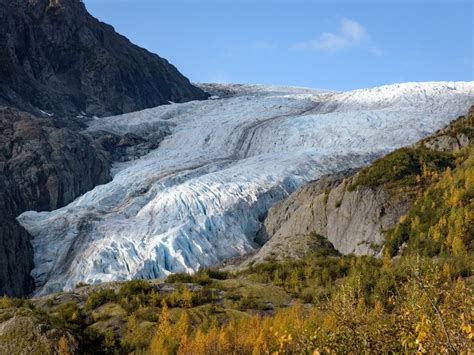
[54,302,82,327]
[192,269,212,285]
[309,233,340,257]
[350,147,454,191]
[118,280,152,299]
[165,268,227,285]
[237,294,259,310]
[205,269,230,280]
[385,149,473,258]
[300,289,315,304]
[84,289,117,311]
[165,273,194,284]
[0,296,30,309]
[0,296,17,309]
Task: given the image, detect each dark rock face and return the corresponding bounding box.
[0,0,208,117]
[89,128,171,162]
[0,179,35,297]
[0,106,111,296]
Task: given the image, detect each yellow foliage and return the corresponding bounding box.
[58,335,70,355]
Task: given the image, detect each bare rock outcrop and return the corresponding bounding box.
[248,172,410,265]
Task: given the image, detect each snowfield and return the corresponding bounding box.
[17,82,474,295]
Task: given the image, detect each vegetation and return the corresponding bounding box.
[350,146,454,192]
[165,268,229,285]
[386,148,473,258]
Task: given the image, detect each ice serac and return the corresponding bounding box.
[17,82,474,295]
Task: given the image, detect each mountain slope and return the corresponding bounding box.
[245,106,474,265]
[0,0,208,117]
[17,82,474,295]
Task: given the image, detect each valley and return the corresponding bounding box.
[0,1,472,353]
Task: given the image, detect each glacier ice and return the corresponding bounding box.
[17,81,474,295]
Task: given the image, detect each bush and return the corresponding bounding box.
[350,147,454,191]
[237,293,259,310]
[165,273,194,284]
[118,280,153,312]
[385,149,473,258]
[84,289,117,311]
[54,302,83,327]
[300,289,315,304]
[118,280,152,299]
[205,269,229,280]
[165,268,227,284]
[0,296,20,309]
[191,269,212,285]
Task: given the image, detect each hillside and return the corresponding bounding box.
[0,0,208,117]
[1,106,473,354]
[241,106,474,265]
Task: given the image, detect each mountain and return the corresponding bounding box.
[0,0,210,297]
[16,81,474,295]
[0,107,111,296]
[1,106,472,354]
[0,0,208,117]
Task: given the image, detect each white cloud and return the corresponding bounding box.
[340,18,370,42]
[294,18,381,55]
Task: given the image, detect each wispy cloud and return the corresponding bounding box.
[293,18,381,55]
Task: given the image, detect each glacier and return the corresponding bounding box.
[17,81,474,295]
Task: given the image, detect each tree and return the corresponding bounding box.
[58,335,70,355]
[122,313,142,349]
[175,312,190,340]
[181,287,193,308]
[150,300,175,354]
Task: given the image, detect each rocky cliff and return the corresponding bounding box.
[0,0,208,117]
[0,107,111,296]
[248,171,411,264]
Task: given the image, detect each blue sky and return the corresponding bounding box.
[84,0,473,91]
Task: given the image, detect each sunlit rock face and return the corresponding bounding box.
[18,82,474,295]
